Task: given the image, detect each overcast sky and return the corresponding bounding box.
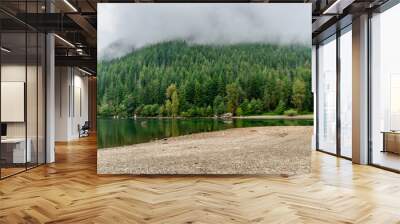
[98,4,311,60]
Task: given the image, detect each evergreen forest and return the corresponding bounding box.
[97,41,312,118]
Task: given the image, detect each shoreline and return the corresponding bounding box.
[100,114,314,120]
[232,114,313,120]
[98,126,312,175]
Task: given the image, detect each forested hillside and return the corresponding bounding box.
[98,41,312,117]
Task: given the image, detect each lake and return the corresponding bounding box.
[97,117,313,149]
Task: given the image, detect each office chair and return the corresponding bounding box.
[79,121,90,138]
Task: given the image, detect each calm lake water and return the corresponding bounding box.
[97,118,313,149]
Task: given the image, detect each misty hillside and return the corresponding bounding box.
[97,41,312,117]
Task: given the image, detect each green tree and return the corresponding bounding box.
[206,105,213,117]
[171,91,179,117]
[213,95,225,116]
[165,84,180,117]
[236,106,243,116]
[158,105,165,116]
[98,103,112,117]
[240,99,250,115]
[166,84,177,99]
[97,41,312,117]
[248,99,263,115]
[135,104,144,116]
[274,100,287,115]
[165,100,172,116]
[226,83,240,115]
[292,78,306,111]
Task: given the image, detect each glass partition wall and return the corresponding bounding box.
[0,5,46,179]
[316,1,400,172]
[0,31,27,177]
[317,35,337,154]
[370,3,400,171]
[316,26,352,159]
[339,27,352,158]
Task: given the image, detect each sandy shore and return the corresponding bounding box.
[98,126,313,175]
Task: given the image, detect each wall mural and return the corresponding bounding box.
[97,3,312,175]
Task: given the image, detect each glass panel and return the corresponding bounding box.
[317,36,337,154]
[340,28,352,158]
[371,4,400,171]
[38,33,45,165]
[0,13,2,178]
[27,31,38,169]
[26,0,40,169]
[1,31,27,177]
[0,1,46,178]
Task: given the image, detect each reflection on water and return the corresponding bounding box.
[97,118,313,149]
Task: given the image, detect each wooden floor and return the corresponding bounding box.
[373,151,400,171]
[0,167,26,178]
[1,135,400,223]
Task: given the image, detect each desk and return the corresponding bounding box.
[1,138,31,163]
[382,131,400,154]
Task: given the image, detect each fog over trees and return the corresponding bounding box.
[98,4,311,60]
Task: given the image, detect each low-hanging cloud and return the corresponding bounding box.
[98,3,311,61]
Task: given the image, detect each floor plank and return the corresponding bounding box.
[0,134,400,223]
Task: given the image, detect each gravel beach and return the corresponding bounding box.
[98,126,312,175]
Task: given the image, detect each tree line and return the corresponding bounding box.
[98,41,312,118]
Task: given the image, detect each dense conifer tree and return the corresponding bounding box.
[98,41,312,117]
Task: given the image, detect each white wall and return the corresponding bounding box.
[1,63,46,164]
[1,65,34,138]
[55,67,70,141]
[70,72,89,138]
[1,82,25,122]
[55,67,89,141]
[1,65,26,132]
